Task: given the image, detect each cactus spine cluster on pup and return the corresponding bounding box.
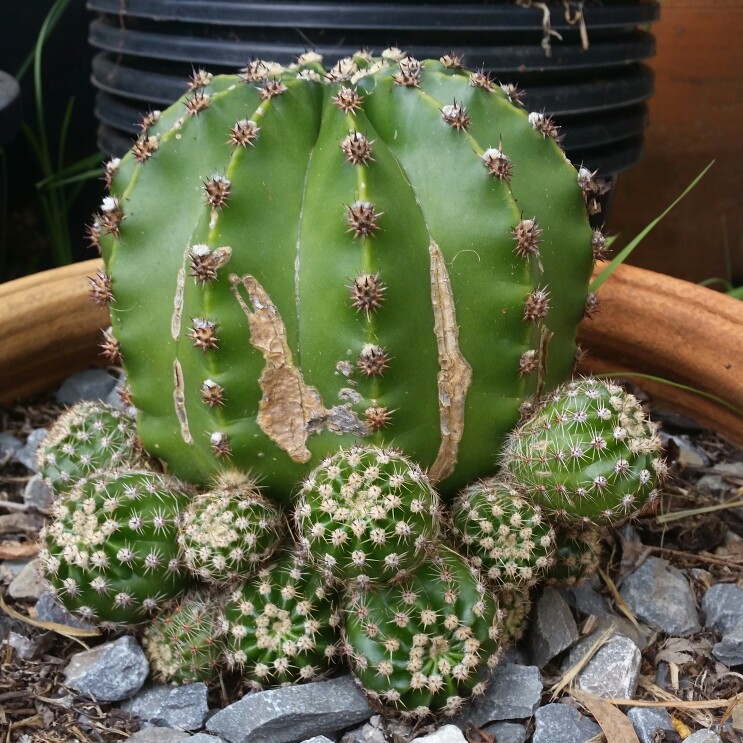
[95,49,599,499]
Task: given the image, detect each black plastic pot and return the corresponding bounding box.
[87,0,660,181]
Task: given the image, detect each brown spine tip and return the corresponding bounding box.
[518,350,538,376]
[189,245,232,284]
[500,83,526,107]
[440,53,464,69]
[259,79,288,100]
[102,158,121,190]
[327,58,359,82]
[528,112,562,143]
[138,110,161,132]
[578,167,611,216]
[333,87,364,114]
[187,318,219,352]
[99,197,123,237]
[201,379,226,407]
[574,344,588,369]
[523,288,551,322]
[357,344,391,377]
[100,327,121,363]
[187,68,213,91]
[393,57,423,87]
[229,119,260,148]
[365,405,393,431]
[88,269,114,307]
[470,68,495,92]
[239,59,271,82]
[512,219,543,259]
[347,272,386,316]
[341,131,375,166]
[482,146,513,182]
[441,101,471,131]
[184,91,211,116]
[85,215,103,252]
[203,175,231,209]
[118,384,134,408]
[210,432,231,458]
[346,201,383,239]
[591,228,610,260]
[132,135,159,163]
[583,293,601,319]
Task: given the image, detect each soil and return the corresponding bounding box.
[2,387,743,742]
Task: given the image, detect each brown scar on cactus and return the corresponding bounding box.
[173,360,193,445]
[427,243,472,485]
[229,274,369,462]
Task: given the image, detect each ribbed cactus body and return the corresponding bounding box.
[99,52,594,500]
[343,547,501,718]
[39,470,190,625]
[223,553,341,688]
[294,445,441,586]
[39,402,144,496]
[502,378,666,523]
[545,526,603,586]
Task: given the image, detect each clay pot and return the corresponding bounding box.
[1,259,741,448]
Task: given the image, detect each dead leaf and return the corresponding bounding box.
[655,637,696,666]
[0,541,38,559]
[572,689,641,743]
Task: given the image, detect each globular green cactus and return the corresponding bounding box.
[178,471,286,583]
[223,552,342,689]
[294,445,441,586]
[343,547,501,719]
[451,478,555,588]
[496,587,532,645]
[544,526,603,586]
[96,50,597,500]
[143,590,229,684]
[38,470,191,625]
[502,378,667,523]
[38,401,145,496]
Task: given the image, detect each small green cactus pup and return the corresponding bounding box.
[451,478,555,588]
[294,446,441,586]
[544,526,604,587]
[38,401,145,496]
[98,50,596,500]
[178,471,286,583]
[143,590,229,684]
[502,378,667,523]
[223,552,342,689]
[496,587,532,645]
[343,547,501,719]
[38,470,190,625]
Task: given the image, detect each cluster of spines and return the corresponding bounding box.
[38,470,191,626]
[451,478,556,588]
[545,526,603,586]
[502,377,667,523]
[178,471,286,583]
[294,446,442,587]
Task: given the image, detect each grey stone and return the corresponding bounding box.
[585,615,651,652]
[627,706,676,743]
[532,703,601,743]
[712,619,743,667]
[558,584,612,617]
[124,728,191,743]
[415,727,466,743]
[341,715,385,743]
[480,721,527,743]
[529,587,579,668]
[206,675,373,743]
[702,584,743,635]
[16,428,48,471]
[1,557,33,579]
[189,736,225,743]
[300,738,334,743]
[0,432,22,461]
[56,368,118,405]
[570,634,642,699]
[64,636,149,701]
[453,664,542,727]
[660,434,710,468]
[34,591,96,630]
[696,475,729,494]
[684,731,722,743]
[620,557,701,636]
[23,475,54,511]
[3,631,39,661]
[8,558,46,600]
[123,683,209,731]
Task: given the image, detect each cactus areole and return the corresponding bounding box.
[98,52,595,500]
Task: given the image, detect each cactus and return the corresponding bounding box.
[294,445,441,586]
[343,547,501,719]
[223,552,342,689]
[143,590,229,684]
[38,470,191,625]
[545,526,603,586]
[96,50,596,500]
[496,587,532,645]
[501,378,666,523]
[38,401,145,496]
[178,471,286,583]
[451,478,555,588]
